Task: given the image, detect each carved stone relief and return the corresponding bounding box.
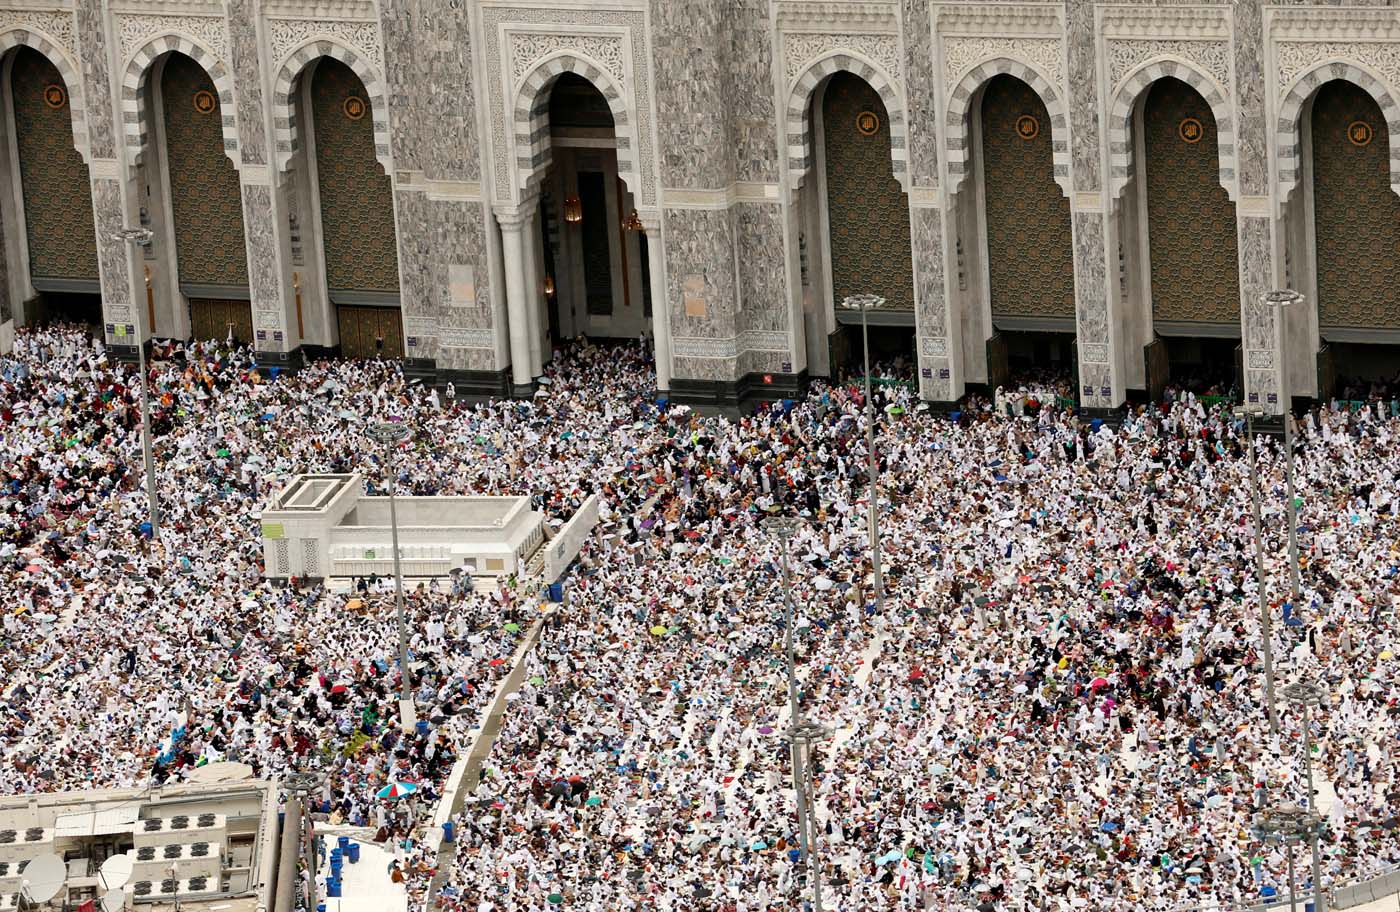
[783,33,900,85]
[0,9,75,56]
[1106,39,1230,94]
[267,18,381,71]
[1276,41,1400,92]
[510,33,623,83]
[943,37,1062,96]
[117,14,228,65]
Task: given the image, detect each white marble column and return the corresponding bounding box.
[496,206,535,392]
[521,208,544,375]
[642,218,671,392]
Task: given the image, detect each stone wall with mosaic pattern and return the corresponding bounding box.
[980,75,1074,319]
[822,73,913,311]
[12,48,97,283]
[1311,79,1400,330]
[162,53,248,290]
[312,58,399,295]
[1144,77,1239,326]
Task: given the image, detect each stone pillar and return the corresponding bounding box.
[1064,0,1123,412]
[643,218,671,392]
[497,206,535,394]
[1232,0,1284,413]
[241,179,296,363]
[521,208,544,374]
[918,200,958,402]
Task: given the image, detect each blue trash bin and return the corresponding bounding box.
[443,821,456,843]
[548,583,564,603]
[326,877,342,898]
[346,842,360,864]
[337,836,350,853]
[416,720,430,735]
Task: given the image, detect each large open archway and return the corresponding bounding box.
[0,45,99,327]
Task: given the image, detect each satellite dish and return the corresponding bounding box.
[20,853,66,903]
[99,853,134,890]
[99,889,125,912]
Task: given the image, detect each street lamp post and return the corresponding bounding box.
[1284,680,1328,912]
[367,421,416,732]
[839,294,887,615]
[284,769,327,912]
[767,513,829,912]
[1254,805,1324,912]
[112,227,160,539]
[1235,405,1280,735]
[1265,289,1304,606]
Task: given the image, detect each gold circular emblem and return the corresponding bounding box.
[1015,114,1040,141]
[344,96,367,121]
[1348,120,1374,147]
[192,90,217,115]
[42,84,66,110]
[1178,117,1203,144]
[854,110,880,136]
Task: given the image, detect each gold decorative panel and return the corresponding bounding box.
[822,72,913,311]
[337,304,404,359]
[1143,77,1239,325]
[12,48,98,283]
[980,75,1075,319]
[1312,80,1400,329]
[161,53,249,289]
[189,298,252,344]
[312,59,400,294]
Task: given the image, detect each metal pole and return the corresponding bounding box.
[384,447,414,730]
[1245,413,1280,734]
[804,735,824,912]
[776,530,813,902]
[1287,846,1298,912]
[114,228,160,538]
[1303,701,1325,912]
[1283,410,1302,605]
[860,306,884,615]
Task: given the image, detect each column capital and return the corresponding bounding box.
[494,196,538,230]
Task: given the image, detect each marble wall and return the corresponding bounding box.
[1,0,1391,403]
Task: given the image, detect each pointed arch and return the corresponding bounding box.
[511,52,638,198]
[0,28,88,161]
[121,33,239,173]
[1277,59,1400,201]
[271,37,389,175]
[946,57,1069,197]
[785,50,908,192]
[1107,57,1235,201]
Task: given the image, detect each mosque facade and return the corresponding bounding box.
[0,0,1396,410]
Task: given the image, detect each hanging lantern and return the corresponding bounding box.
[623,209,645,232]
[543,275,556,298]
[563,196,583,224]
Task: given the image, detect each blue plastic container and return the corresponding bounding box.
[346,842,360,864]
[442,821,456,843]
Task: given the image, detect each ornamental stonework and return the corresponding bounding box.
[1106,39,1230,94]
[0,9,76,56]
[1276,41,1400,94]
[510,33,625,83]
[267,18,382,72]
[783,32,900,84]
[943,37,1062,97]
[117,14,228,65]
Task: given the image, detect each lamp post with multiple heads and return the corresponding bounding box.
[367,421,416,732]
[1265,289,1305,606]
[839,293,887,615]
[1234,404,1280,735]
[1254,805,1324,912]
[767,512,829,912]
[1284,680,1328,912]
[112,226,160,539]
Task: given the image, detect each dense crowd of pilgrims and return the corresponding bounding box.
[4,324,1400,912]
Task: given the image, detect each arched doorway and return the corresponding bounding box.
[0,46,99,327]
[977,74,1075,391]
[139,51,251,343]
[1136,77,1240,400]
[1307,80,1400,398]
[798,71,914,376]
[538,73,650,356]
[298,57,402,360]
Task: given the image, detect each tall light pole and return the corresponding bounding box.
[767,512,830,912]
[285,769,327,912]
[112,227,160,538]
[839,294,886,615]
[1284,680,1328,912]
[1234,404,1280,734]
[367,421,416,732]
[1265,289,1304,606]
[1254,805,1323,912]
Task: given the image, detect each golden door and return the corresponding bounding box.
[336,305,404,359]
[189,299,253,344]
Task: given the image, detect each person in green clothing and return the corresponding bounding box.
[361,703,379,734]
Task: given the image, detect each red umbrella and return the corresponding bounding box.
[24,564,42,573]
[488,658,505,666]
[1090,677,1109,690]
[331,683,348,694]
